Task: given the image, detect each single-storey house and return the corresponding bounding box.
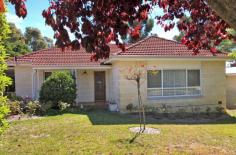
[8,36,230,112]
[226,64,236,109]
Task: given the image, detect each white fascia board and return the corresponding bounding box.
[32,66,112,70]
[104,56,228,63]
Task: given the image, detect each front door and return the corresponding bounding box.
[94,71,106,102]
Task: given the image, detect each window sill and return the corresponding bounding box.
[147,95,203,100]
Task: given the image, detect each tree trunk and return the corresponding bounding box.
[207,0,236,30]
[137,80,142,131]
[140,93,146,131]
[137,79,146,132]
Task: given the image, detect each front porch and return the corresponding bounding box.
[31,67,112,106]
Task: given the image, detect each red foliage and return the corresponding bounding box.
[8,0,235,60]
[0,0,6,12]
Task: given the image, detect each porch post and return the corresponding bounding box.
[74,69,78,106]
[31,69,36,99]
[36,69,39,99]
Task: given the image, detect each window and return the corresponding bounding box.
[147,70,162,88]
[44,72,52,80]
[147,69,201,97]
[5,69,15,92]
[188,70,200,86]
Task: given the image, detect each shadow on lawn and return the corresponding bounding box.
[47,108,236,125]
[86,110,236,125]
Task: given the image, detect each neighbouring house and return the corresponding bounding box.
[226,62,236,109]
[7,36,230,112]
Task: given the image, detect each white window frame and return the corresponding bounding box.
[147,68,202,98]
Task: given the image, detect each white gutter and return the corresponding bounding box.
[104,55,229,63]
[32,66,112,70]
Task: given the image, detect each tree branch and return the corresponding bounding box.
[207,0,236,30]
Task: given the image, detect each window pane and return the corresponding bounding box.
[187,87,201,95]
[188,70,200,86]
[147,70,162,88]
[163,70,175,88]
[44,72,52,80]
[175,70,186,87]
[163,70,186,88]
[147,89,162,96]
[175,88,186,95]
[163,88,175,96]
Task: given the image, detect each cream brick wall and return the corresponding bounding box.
[115,60,226,112]
[19,69,111,103]
[226,75,236,108]
[14,60,226,112]
[76,70,95,102]
[15,65,33,97]
[76,70,110,103]
[110,65,120,106]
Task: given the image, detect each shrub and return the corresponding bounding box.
[206,107,211,116]
[215,106,226,115]
[7,100,22,115]
[126,103,133,112]
[41,101,54,113]
[25,101,42,116]
[58,101,70,112]
[6,93,23,101]
[0,97,10,134]
[39,71,76,108]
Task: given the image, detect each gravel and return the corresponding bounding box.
[129,127,161,134]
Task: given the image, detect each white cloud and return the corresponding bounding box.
[5,12,23,29]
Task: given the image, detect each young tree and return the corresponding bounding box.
[8,0,236,61]
[124,65,146,132]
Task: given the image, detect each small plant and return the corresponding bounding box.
[192,106,201,119]
[22,96,33,104]
[6,93,23,101]
[0,102,10,134]
[176,108,187,119]
[160,104,168,113]
[58,101,70,112]
[7,100,22,115]
[25,101,41,116]
[215,106,226,115]
[126,103,134,112]
[206,107,211,116]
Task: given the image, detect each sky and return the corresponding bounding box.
[6,1,180,41]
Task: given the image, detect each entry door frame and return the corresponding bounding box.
[94,71,106,102]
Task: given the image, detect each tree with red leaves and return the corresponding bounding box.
[8,0,236,60]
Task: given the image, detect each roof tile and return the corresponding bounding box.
[8,36,228,67]
[116,36,228,57]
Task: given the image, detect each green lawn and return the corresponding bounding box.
[1,110,236,155]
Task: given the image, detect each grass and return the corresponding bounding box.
[0,110,236,155]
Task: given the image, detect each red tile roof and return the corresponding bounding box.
[115,36,228,57]
[8,36,228,67]
[9,44,120,67]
